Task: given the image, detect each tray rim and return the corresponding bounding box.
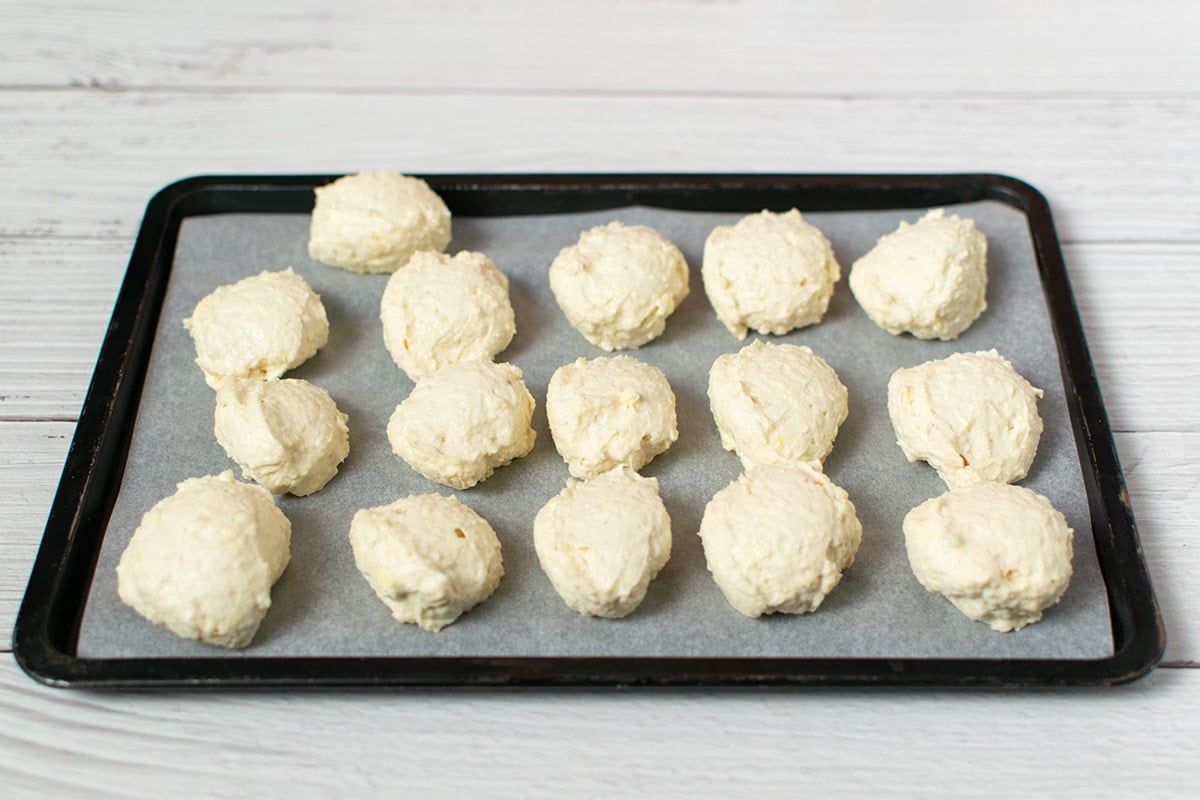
[12,172,1166,688]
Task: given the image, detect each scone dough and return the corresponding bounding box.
[903,481,1074,632]
[387,360,536,489]
[888,349,1044,489]
[307,171,451,274]
[699,463,862,617]
[707,340,848,469]
[534,466,672,618]
[548,221,690,350]
[380,250,516,380]
[349,494,503,632]
[546,355,678,479]
[849,208,988,340]
[702,209,841,339]
[116,471,291,648]
[184,268,329,390]
[214,378,350,496]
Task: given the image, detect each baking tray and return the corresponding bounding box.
[13,173,1164,687]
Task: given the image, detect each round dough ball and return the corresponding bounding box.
[699,463,862,617]
[183,268,329,390]
[380,250,515,380]
[534,466,672,618]
[848,208,987,340]
[307,171,451,274]
[888,349,1043,489]
[116,471,291,648]
[349,494,503,632]
[702,209,841,339]
[387,360,536,489]
[903,481,1074,632]
[707,339,848,469]
[546,355,678,479]
[548,221,690,350]
[214,378,350,496]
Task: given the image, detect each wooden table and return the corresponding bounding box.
[3,1,1197,794]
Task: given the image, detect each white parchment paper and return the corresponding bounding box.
[77,201,1113,661]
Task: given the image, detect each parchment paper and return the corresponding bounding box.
[77,201,1114,661]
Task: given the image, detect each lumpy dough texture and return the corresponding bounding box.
[548,221,690,350]
[849,208,988,340]
[546,355,678,479]
[183,268,329,389]
[888,349,1043,489]
[702,209,841,339]
[699,463,862,617]
[349,494,503,632]
[307,171,451,273]
[903,481,1074,632]
[379,250,516,380]
[214,378,350,496]
[534,466,672,618]
[387,360,536,489]
[116,471,291,648]
[707,339,848,469]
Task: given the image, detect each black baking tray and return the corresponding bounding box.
[13,173,1164,688]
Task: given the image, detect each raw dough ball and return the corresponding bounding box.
[350,494,503,632]
[546,355,678,479]
[116,471,291,648]
[380,250,516,380]
[307,171,451,274]
[848,208,988,340]
[183,268,329,390]
[707,339,848,469]
[888,349,1044,489]
[702,209,841,339]
[548,221,690,350]
[214,378,350,496]
[534,466,672,618]
[387,360,536,489]
[699,463,862,617]
[903,481,1074,632]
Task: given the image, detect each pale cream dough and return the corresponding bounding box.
[307,171,451,274]
[379,249,516,380]
[702,209,841,339]
[183,268,329,390]
[116,471,291,648]
[903,481,1074,632]
[546,355,678,479]
[349,493,503,632]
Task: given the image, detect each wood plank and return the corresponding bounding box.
[0,655,1195,796]
[1,423,1194,664]
[4,0,1197,94]
[3,235,1196,433]
[0,91,1197,243]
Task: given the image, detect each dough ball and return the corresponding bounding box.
[888,349,1043,489]
[350,494,503,632]
[380,250,516,380]
[702,209,841,339]
[546,355,678,479]
[183,268,329,390]
[214,378,350,496]
[903,481,1074,632]
[548,221,689,350]
[534,466,672,618]
[707,339,848,469]
[699,463,862,617]
[848,208,987,340]
[387,360,536,489]
[307,171,451,274]
[116,471,291,648]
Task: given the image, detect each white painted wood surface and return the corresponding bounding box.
[2,1,1198,795]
